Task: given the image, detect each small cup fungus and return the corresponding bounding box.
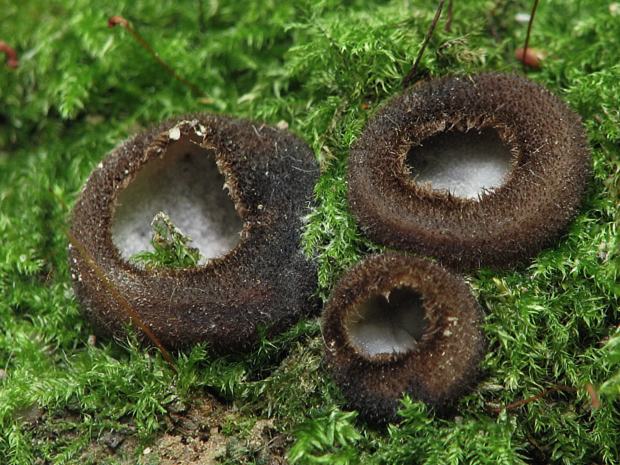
[322,252,486,423]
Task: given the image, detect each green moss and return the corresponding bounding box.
[1,0,619,463]
[130,212,202,269]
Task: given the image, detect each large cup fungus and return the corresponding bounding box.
[68,115,320,352]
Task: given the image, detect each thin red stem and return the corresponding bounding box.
[48,187,70,213]
[108,16,204,96]
[486,385,575,413]
[585,382,601,410]
[64,227,178,374]
[403,0,447,88]
[522,0,539,73]
[445,0,453,32]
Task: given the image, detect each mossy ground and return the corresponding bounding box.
[1,0,619,463]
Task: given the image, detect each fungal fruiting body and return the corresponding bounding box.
[348,73,591,271]
[322,252,486,423]
[68,115,320,352]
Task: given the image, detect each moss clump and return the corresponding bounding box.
[1,0,619,463]
[130,212,203,269]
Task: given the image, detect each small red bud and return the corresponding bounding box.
[107,16,129,28]
[515,46,546,69]
[0,41,19,69]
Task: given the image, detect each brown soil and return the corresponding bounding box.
[21,392,292,464]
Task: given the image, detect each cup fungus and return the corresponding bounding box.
[322,252,486,423]
[348,73,591,270]
[68,115,320,352]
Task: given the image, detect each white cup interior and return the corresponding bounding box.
[346,285,430,357]
[111,134,244,263]
[407,128,514,199]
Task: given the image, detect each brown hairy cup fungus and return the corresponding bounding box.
[348,73,591,270]
[322,252,486,423]
[68,115,320,352]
